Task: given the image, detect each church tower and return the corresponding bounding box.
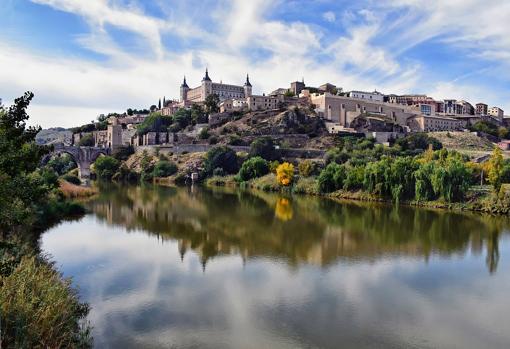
[243,74,252,97]
[180,76,189,102]
[201,68,212,101]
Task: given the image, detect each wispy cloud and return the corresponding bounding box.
[1,0,509,128]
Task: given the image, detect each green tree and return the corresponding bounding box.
[249,137,279,161]
[94,156,120,180]
[205,94,220,114]
[204,146,238,175]
[238,156,269,181]
[431,157,471,202]
[487,147,504,191]
[414,161,436,201]
[78,133,94,146]
[317,163,346,193]
[153,160,178,177]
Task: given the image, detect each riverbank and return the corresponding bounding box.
[0,93,92,347]
[206,173,510,215]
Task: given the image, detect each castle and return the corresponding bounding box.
[180,69,252,103]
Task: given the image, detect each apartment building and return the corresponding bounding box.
[348,90,384,102]
[476,103,488,115]
[408,115,462,132]
[488,106,504,121]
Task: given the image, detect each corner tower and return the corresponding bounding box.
[201,68,212,101]
[244,74,252,97]
[180,76,189,102]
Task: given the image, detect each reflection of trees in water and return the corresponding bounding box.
[88,184,509,273]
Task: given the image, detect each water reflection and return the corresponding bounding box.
[88,184,507,273]
[41,184,510,348]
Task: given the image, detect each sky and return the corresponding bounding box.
[0,0,509,128]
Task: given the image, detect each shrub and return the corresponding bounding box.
[113,145,135,161]
[228,135,245,146]
[94,156,120,180]
[199,127,210,139]
[343,165,365,191]
[324,148,350,165]
[209,136,218,145]
[153,160,178,177]
[62,174,81,185]
[269,160,280,174]
[249,137,279,161]
[317,163,346,193]
[213,167,226,177]
[78,133,94,146]
[298,160,315,177]
[276,162,294,186]
[204,146,239,175]
[238,156,269,181]
[0,256,91,348]
[46,154,77,175]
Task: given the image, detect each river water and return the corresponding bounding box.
[41,184,510,348]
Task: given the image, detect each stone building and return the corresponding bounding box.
[348,90,384,102]
[476,103,488,115]
[180,69,252,103]
[488,106,504,121]
[407,115,462,132]
[310,93,418,129]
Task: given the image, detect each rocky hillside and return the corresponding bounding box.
[36,128,72,145]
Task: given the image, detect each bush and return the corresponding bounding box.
[0,256,91,348]
[317,163,346,193]
[249,137,279,161]
[276,162,294,186]
[324,148,350,165]
[212,167,226,177]
[113,145,134,161]
[395,133,442,151]
[209,136,218,145]
[78,133,94,146]
[269,160,280,174]
[153,160,178,178]
[204,146,239,175]
[228,134,245,146]
[298,160,315,177]
[46,154,77,175]
[199,127,210,139]
[94,156,120,180]
[238,156,269,181]
[62,174,81,185]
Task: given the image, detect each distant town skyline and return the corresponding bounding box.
[1,0,509,128]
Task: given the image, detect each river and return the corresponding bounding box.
[41,184,510,348]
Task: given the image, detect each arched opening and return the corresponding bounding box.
[41,151,81,184]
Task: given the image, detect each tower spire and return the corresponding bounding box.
[203,68,211,82]
[244,73,252,87]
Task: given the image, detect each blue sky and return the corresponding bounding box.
[0,0,509,128]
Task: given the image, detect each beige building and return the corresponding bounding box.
[247,95,283,111]
[310,93,418,128]
[180,70,252,103]
[407,115,462,132]
[488,106,504,121]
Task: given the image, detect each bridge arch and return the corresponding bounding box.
[42,145,111,179]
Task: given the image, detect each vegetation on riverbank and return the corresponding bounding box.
[202,135,510,214]
[0,93,91,347]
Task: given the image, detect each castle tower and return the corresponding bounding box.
[244,74,252,97]
[180,76,189,102]
[201,68,212,101]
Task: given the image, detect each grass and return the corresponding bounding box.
[59,180,98,199]
[0,255,92,348]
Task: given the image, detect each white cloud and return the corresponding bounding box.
[323,11,336,23]
[2,0,510,128]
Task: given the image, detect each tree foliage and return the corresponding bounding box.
[276,162,294,186]
[238,156,269,181]
[94,156,120,180]
[205,146,239,175]
[249,137,279,161]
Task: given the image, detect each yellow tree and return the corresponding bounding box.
[276,162,294,186]
[487,146,504,191]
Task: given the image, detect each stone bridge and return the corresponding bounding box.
[42,144,110,179]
